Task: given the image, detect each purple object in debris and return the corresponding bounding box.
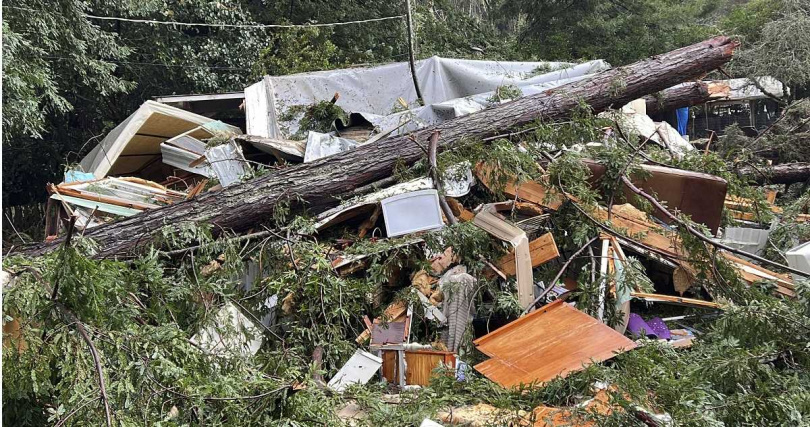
[627,313,658,338]
[646,317,671,340]
[371,321,406,344]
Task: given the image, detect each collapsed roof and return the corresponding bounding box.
[79,101,241,179]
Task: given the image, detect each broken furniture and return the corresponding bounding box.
[474,300,637,388]
[380,345,456,387]
[583,160,728,235]
[315,178,445,239]
[381,189,444,237]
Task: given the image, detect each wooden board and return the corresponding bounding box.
[473,300,636,388]
[474,164,564,210]
[630,292,723,309]
[495,233,560,276]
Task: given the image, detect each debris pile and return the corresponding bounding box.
[5,37,810,425]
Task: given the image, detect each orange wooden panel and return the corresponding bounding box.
[473,300,636,388]
[381,350,398,383]
[496,233,560,276]
[474,164,565,210]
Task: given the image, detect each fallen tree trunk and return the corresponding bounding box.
[21,36,739,258]
[739,162,810,185]
[644,81,730,115]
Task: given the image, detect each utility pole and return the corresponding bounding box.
[405,0,425,106]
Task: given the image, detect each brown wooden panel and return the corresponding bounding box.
[496,233,560,276]
[381,350,398,383]
[474,300,636,388]
[381,349,455,386]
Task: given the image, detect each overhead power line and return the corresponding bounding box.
[4,6,404,29]
[82,13,405,29]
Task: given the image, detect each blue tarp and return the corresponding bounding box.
[676,107,689,136]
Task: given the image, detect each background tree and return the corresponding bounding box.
[500,0,720,65]
[722,0,810,100]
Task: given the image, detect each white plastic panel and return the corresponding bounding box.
[786,241,810,281]
[381,189,444,237]
[327,349,382,392]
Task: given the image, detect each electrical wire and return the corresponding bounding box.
[4,6,405,29]
[83,13,405,29]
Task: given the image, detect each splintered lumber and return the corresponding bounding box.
[474,203,536,308]
[739,162,810,185]
[629,292,724,309]
[21,37,739,258]
[474,300,636,388]
[643,81,730,115]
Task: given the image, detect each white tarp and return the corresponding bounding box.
[190,302,263,358]
[303,131,359,163]
[245,56,610,139]
[79,100,241,179]
[206,141,250,187]
[721,77,785,102]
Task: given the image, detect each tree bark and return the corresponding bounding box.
[644,81,730,115]
[21,36,739,258]
[739,162,810,185]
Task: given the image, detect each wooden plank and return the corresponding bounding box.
[629,292,723,309]
[495,233,560,276]
[55,186,160,211]
[474,164,564,210]
[473,300,636,388]
[722,252,796,298]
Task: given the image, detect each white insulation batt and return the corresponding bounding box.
[245,56,610,139]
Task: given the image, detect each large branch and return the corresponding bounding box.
[21,36,739,258]
[739,162,810,185]
[644,81,730,115]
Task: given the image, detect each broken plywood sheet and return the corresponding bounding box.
[475,164,565,210]
[473,300,636,388]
